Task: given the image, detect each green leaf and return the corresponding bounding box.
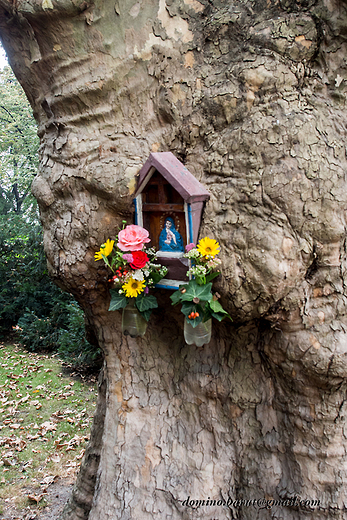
[209,299,227,314]
[210,311,226,322]
[205,271,220,283]
[202,306,213,322]
[151,270,165,285]
[135,294,158,313]
[181,301,195,316]
[180,280,213,302]
[101,254,112,270]
[108,290,128,311]
[207,301,232,322]
[170,289,183,305]
[138,308,152,322]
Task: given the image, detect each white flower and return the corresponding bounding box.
[143,269,150,277]
[188,265,207,277]
[132,269,144,281]
[184,248,201,259]
[146,247,157,257]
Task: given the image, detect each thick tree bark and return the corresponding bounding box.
[1,0,347,518]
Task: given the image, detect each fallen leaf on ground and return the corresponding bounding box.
[39,421,56,434]
[9,423,21,429]
[40,474,59,487]
[27,492,46,503]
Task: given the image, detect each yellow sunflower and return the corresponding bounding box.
[94,239,115,261]
[122,277,146,298]
[197,237,220,258]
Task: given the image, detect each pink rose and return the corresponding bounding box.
[117,225,150,251]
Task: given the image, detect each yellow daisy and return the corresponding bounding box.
[94,239,115,261]
[122,278,145,298]
[197,237,220,258]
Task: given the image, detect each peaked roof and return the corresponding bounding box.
[136,152,210,203]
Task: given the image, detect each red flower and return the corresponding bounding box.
[129,250,149,269]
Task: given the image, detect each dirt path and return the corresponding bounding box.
[1,477,74,519]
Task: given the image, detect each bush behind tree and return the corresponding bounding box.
[0,64,101,370]
[0,212,101,369]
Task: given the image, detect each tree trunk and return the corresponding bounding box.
[1,0,347,518]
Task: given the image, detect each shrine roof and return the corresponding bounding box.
[136,152,210,203]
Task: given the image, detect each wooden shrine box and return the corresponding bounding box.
[134,152,210,289]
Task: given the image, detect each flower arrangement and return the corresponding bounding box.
[95,224,168,321]
[170,237,230,327]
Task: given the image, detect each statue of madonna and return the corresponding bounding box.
[159,217,184,253]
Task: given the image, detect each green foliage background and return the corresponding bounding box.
[0,63,101,370]
[0,65,38,215]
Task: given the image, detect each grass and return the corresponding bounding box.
[0,341,97,512]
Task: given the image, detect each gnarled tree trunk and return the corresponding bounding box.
[1,0,347,518]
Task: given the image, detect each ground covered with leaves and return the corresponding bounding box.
[0,342,97,519]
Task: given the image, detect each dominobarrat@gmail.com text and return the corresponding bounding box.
[180,495,321,511]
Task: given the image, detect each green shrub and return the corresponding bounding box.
[57,304,102,369]
[17,303,102,369]
[0,214,62,334]
[17,310,61,351]
[0,66,101,371]
[0,214,101,370]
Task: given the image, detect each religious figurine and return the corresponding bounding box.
[159,217,184,252]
